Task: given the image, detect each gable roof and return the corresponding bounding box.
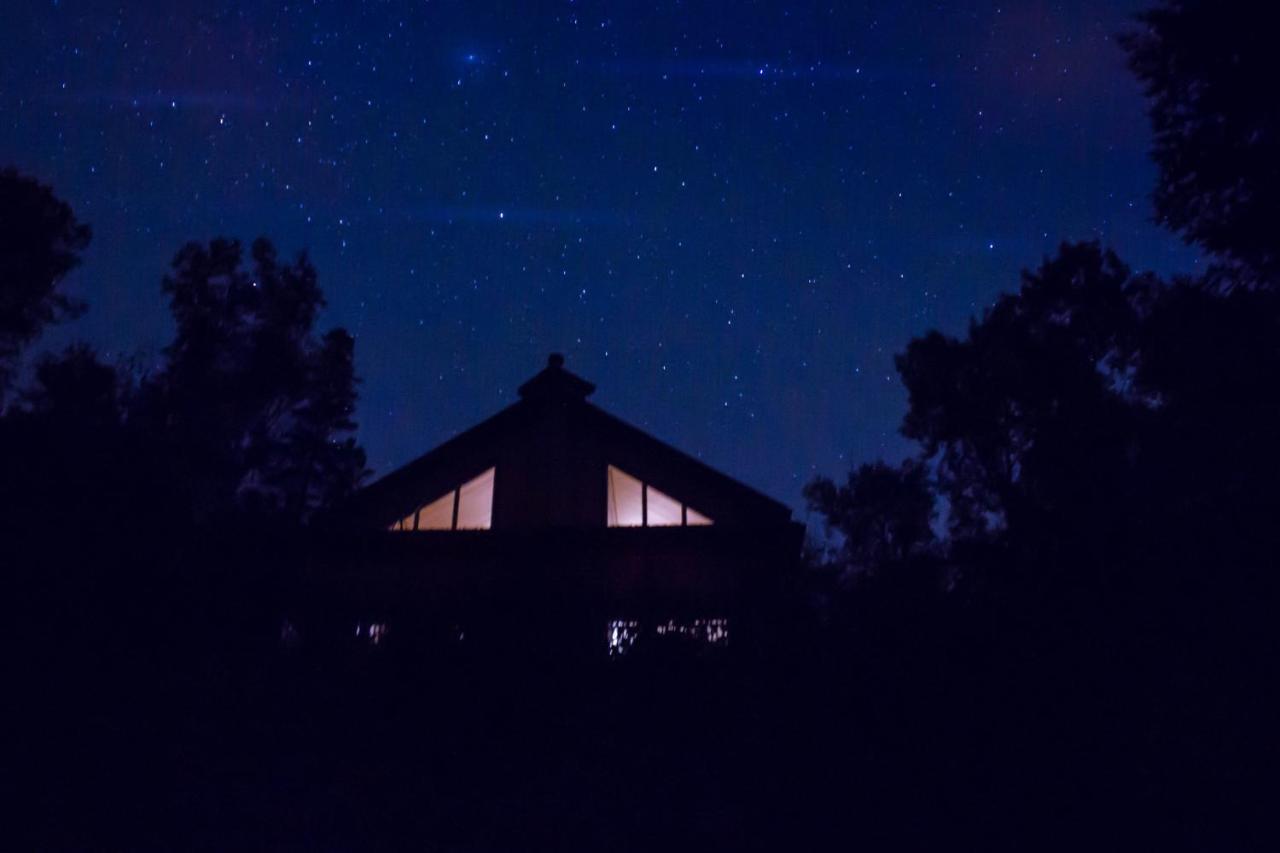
[341,355,794,529]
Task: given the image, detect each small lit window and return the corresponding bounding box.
[654,617,730,647]
[355,622,388,646]
[606,465,713,527]
[606,619,641,657]
[390,467,496,531]
[605,618,729,657]
[280,619,301,649]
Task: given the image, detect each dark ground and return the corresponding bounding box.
[8,530,1269,851]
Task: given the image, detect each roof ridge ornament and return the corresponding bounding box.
[517,352,596,401]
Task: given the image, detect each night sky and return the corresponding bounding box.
[2,1,1199,515]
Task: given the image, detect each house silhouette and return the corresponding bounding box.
[297,354,803,658]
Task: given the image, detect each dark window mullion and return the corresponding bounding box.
[450,489,460,530]
[641,484,648,527]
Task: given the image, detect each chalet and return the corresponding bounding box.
[299,354,803,658]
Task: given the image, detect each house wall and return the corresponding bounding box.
[297,522,805,657]
[340,351,797,541]
[315,360,804,656]
[491,399,606,529]
[363,396,790,531]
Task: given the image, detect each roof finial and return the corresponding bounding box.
[518,352,595,400]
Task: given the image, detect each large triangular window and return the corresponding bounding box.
[390,467,495,531]
[606,465,714,527]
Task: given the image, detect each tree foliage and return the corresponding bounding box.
[21,343,123,425]
[811,239,1279,615]
[0,230,367,528]
[142,237,367,520]
[1123,1,1280,284]
[0,168,91,398]
[896,242,1146,549]
[804,459,935,573]
[811,0,1280,604]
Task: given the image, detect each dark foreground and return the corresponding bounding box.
[10,543,1270,853]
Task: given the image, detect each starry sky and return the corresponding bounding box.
[2,0,1199,516]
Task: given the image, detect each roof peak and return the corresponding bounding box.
[517,353,596,401]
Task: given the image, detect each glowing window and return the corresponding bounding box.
[655,618,730,647]
[686,507,713,526]
[389,467,496,531]
[455,467,495,529]
[646,485,683,526]
[354,622,388,646]
[606,619,640,657]
[605,618,729,657]
[607,465,644,526]
[417,491,455,530]
[605,465,714,527]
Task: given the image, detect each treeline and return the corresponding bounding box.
[807,2,1279,589]
[793,2,1278,844]
[803,4,1279,646]
[0,196,367,530]
[0,178,378,848]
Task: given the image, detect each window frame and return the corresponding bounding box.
[391,467,496,532]
[606,464,713,528]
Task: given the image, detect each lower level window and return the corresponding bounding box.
[606,619,641,656]
[354,622,388,646]
[605,617,730,656]
[654,617,730,646]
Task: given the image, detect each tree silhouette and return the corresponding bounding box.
[20,343,122,425]
[0,168,91,401]
[1124,1,1280,285]
[896,242,1144,556]
[1128,279,1280,574]
[140,236,367,521]
[804,459,935,574]
[1120,0,1280,582]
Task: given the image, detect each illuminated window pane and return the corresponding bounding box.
[390,510,417,531]
[646,485,683,526]
[686,507,713,526]
[607,465,644,526]
[606,619,640,657]
[654,617,730,646]
[456,467,495,529]
[699,617,730,646]
[355,622,389,646]
[417,491,455,530]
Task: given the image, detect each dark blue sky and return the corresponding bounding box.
[2,0,1198,515]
